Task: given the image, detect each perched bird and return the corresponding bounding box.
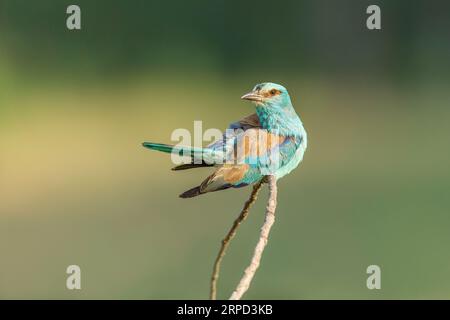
[143,82,307,198]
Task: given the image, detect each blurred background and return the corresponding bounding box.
[1,0,450,299]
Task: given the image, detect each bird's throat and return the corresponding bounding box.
[255,106,302,136]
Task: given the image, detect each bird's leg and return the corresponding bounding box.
[260,175,270,184]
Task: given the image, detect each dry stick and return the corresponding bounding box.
[229,175,277,300]
[210,179,264,300]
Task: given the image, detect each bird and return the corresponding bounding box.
[142,82,307,198]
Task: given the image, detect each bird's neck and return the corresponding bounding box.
[256,105,303,136]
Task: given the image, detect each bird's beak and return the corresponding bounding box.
[241,91,264,103]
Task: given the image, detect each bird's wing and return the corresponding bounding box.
[172,114,261,171]
[207,113,261,150]
[191,131,302,195]
[229,130,302,175]
[197,164,250,193]
[228,113,261,130]
[209,127,301,168]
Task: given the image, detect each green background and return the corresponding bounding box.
[1,0,450,299]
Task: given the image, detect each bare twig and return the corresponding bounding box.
[229,175,277,300]
[210,179,264,300]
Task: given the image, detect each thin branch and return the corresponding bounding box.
[210,179,264,300]
[229,175,277,300]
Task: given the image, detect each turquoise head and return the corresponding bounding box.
[241,82,293,110]
[241,82,303,136]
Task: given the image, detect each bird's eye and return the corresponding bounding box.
[270,89,277,95]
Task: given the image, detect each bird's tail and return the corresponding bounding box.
[142,142,176,154]
[179,186,202,198]
[142,142,223,164]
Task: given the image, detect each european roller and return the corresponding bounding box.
[143,82,307,198]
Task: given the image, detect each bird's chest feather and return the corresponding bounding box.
[254,107,308,179]
[256,107,301,136]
